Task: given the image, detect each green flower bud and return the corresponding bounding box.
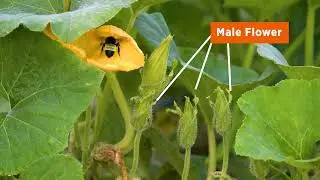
[131,35,174,132]
[140,35,172,91]
[208,86,232,136]
[174,97,199,149]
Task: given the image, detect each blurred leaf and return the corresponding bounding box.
[152,1,210,47]
[224,0,300,20]
[133,0,172,12]
[0,28,103,175]
[98,70,141,143]
[144,128,201,179]
[179,47,260,85]
[279,65,320,80]
[255,44,288,65]
[235,79,320,167]
[0,0,135,41]
[20,155,83,180]
[310,0,320,8]
[228,156,256,180]
[135,12,179,63]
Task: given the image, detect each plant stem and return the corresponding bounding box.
[242,44,256,68]
[284,25,320,64]
[126,7,138,33]
[82,104,92,168]
[106,72,136,153]
[207,122,217,178]
[93,81,112,142]
[130,131,142,177]
[284,30,305,63]
[63,0,71,12]
[220,133,230,179]
[182,148,191,180]
[305,0,315,66]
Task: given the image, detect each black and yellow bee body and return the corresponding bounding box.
[101,36,120,58]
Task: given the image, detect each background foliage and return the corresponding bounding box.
[1,0,320,180]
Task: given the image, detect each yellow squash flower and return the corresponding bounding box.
[44,25,144,72]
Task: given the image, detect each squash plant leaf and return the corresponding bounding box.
[279,65,320,80]
[20,155,83,180]
[254,44,288,66]
[0,0,135,41]
[235,79,320,167]
[0,28,104,175]
[254,43,320,80]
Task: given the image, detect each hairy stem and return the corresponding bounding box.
[305,0,315,66]
[182,148,191,180]
[129,131,142,177]
[207,122,217,178]
[220,133,230,179]
[106,72,135,153]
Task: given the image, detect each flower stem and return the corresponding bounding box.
[305,0,315,66]
[220,133,230,179]
[182,148,191,180]
[106,72,136,153]
[242,44,256,68]
[129,131,142,177]
[207,122,217,178]
[93,81,111,142]
[126,7,138,33]
[82,104,92,168]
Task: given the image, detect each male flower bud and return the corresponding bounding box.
[140,35,173,92]
[169,97,199,149]
[131,35,173,132]
[208,86,232,136]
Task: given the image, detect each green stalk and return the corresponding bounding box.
[182,148,191,180]
[106,72,136,153]
[284,29,306,62]
[207,122,217,177]
[220,133,230,179]
[129,131,142,177]
[242,44,256,68]
[284,25,320,64]
[305,0,315,66]
[82,104,92,168]
[63,0,71,12]
[93,81,112,142]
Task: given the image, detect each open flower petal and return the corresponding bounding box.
[44,25,144,72]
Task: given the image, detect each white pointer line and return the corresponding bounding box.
[156,35,211,102]
[194,43,212,90]
[227,43,232,91]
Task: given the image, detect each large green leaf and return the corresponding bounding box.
[0,28,104,175]
[0,0,134,41]
[224,0,300,20]
[20,155,83,180]
[279,65,320,80]
[235,79,320,166]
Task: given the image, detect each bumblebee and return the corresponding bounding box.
[101,36,120,58]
